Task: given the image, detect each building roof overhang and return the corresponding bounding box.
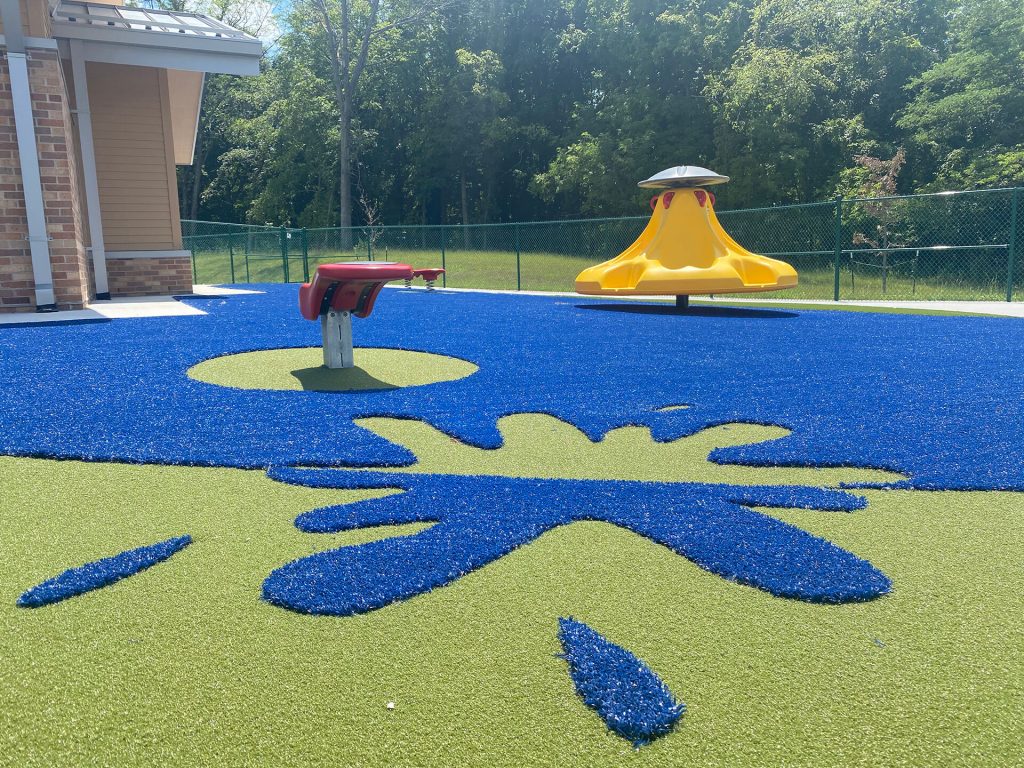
[51,1,262,75]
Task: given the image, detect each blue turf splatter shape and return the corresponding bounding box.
[262,469,888,615]
[17,535,192,608]
[0,285,1022,490]
[558,617,684,746]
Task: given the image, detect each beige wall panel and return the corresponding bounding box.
[167,70,204,164]
[0,0,50,37]
[87,62,183,251]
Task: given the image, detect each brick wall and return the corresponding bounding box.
[106,256,192,296]
[0,50,91,311]
[34,51,91,307]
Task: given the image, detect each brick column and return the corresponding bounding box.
[0,49,91,312]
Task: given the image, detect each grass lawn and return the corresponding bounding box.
[189,246,1018,302]
[1,286,1021,766]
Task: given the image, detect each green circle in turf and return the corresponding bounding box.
[189,347,478,392]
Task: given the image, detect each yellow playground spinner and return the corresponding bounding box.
[576,166,797,308]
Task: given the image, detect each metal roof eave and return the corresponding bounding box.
[51,22,261,75]
[49,2,262,76]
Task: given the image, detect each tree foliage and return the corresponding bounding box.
[179,0,1023,225]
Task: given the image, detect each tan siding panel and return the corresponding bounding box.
[4,0,51,37]
[92,125,167,135]
[93,118,164,128]
[100,199,178,208]
[100,194,178,203]
[88,62,180,251]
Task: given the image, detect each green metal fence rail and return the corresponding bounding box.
[183,187,1024,302]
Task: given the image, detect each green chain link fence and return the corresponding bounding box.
[183,187,1023,301]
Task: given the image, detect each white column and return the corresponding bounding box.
[320,309,354,369]
[6,49,57,308]
[69,40,109,299]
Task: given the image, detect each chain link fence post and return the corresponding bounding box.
[228,235,235,284]
[833,197,843,301]
[301,228,310,282]
[440,225,446,287]
[1007,187,1019,302]
[514,222,521,291]
[279,226,289,282]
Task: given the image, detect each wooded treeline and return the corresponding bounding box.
[172,0,1024,226]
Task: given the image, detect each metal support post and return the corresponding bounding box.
[514,223,522,291]
[833,197,843,301]
[301,228,310,282]
[1007,187,1019,302]
[440,226,447,287]
[279,226,289,282]
[69,39,109,299]
[320,309,354,369]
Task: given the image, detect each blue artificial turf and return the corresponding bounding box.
[262,468,887,615]
[17,535,192,608]
[0,285,1020,490]
[557,617,684,746]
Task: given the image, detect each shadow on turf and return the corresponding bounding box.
[290,366,398,392]
[575,304,798,319]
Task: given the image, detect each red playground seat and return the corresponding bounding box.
[403,268,447,290]
[413,268,445,282]
[298,261,444,369]
[299,262,414,321]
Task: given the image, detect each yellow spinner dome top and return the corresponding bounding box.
[576,167,797,306]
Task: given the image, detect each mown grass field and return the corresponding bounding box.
[189,246,1018,302]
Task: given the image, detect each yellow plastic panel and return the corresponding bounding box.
[576,189,797,297]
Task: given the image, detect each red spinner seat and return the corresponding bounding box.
[299,262,414,321]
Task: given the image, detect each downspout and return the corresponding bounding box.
[1,0,57,310]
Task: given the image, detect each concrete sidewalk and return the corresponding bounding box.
[694,296,1024,318]
[0,285,262,326]
[432,286,1024,318]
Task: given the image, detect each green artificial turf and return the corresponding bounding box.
[189,347,478,392]
[1,418,1022,767]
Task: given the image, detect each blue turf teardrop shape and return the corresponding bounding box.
[558,617,684,746]
[17,535,192,608]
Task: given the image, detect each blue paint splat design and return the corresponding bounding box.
[17,535,192,608]
[262,469,888,616]
[558,617,684,746]
[0,284,1021,490]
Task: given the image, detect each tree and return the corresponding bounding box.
[837,148,915,293]
[898,0,1024,189]
[704,0,948,207]
[147,0,276,219]
[184,0,1019,227]
[533,0,739,214]
[302,0,451,239]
